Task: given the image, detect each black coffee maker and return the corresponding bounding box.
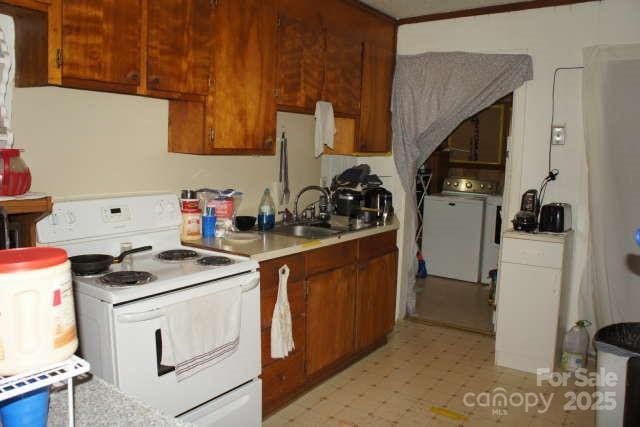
[512,189,538,232]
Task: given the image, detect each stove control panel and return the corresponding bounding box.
[442,177,500,195]
[102,206,132,223]
[37,194,183,244]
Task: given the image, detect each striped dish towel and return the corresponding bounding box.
[160,286,242,381]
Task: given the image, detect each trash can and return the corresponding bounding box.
[594,323,640,427]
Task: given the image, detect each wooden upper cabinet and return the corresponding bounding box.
[61,0,142,91]
[206,0,277,154]
[322,32,362,117]
[359,42,393,153]
[147,0,213,96]
[275,12,324,112]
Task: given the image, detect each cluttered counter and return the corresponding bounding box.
[184,216,400,262]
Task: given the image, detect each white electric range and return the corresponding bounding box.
[36,194,261,426]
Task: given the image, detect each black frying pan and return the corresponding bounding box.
[69,246,152,275]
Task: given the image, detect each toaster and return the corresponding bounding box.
[539,203,572,232]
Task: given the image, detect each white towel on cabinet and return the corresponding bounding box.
[160,286,242,382]
[314,101,336,157]
[271,265,294,358]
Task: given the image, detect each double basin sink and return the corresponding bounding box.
[270,218,374,240]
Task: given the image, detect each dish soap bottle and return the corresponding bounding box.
[258,188,276,231]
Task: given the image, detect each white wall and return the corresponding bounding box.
[395,0,640,329]
[12,87,321,215]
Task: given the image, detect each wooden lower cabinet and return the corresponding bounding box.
[260,231,397,417]
[262,351,306,410]
[306,264,357,375]
[355,250,398,351]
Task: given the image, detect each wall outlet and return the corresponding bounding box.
[551,125,566,145]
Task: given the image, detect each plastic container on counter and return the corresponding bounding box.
[181,207,202,241]
[0,247,78,376]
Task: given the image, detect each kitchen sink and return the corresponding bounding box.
[271,224,344,239]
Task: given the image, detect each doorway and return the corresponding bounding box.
[413,94,513,334]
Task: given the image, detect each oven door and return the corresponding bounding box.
[111,271,260,417]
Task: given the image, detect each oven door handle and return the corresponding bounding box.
[241,275,259,293]
[117,308,165,323]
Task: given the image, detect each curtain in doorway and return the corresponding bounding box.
[391,52,532,317]
[580,44,640,328]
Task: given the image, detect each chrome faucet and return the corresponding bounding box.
[294,185,331,222]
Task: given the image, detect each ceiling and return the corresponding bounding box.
[358,0,537,20]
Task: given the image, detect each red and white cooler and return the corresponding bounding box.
[0,247,78,375]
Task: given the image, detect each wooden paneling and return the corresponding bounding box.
[322,32,362,116]
[359,42,393,152]
[306,264,356,375]
[306,240,356,276]
[355,250,398,351]
[61,0,142,90]
[358,230,397,261]
[261,350,305,410]
[147,0,212,95]
[275,12,324,111]
[397,0,596,25]
[206,0,276,154]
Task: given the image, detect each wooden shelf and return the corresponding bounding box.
[0,196,52,247]
[0,196,52,214]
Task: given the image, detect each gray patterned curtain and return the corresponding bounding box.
[391,51,533,317]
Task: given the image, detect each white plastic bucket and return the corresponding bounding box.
[0,247,78,375]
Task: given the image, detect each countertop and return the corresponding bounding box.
[47,374,193,427]
[185,217,399,262]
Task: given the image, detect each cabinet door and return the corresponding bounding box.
[355,250,397,351]
[306,264,356,376]
[147,0,213,95]
[207,0,276,154]
[275,13,324,111]
[359,42,393,153]
[62,0,142,90]
[323,32,362,116]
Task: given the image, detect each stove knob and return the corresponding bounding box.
[445,180,451,186]
[165,201,176,214]
[453,181,459,187]
[480,184,486,189]
[65,211,76,224]
[154,202,164,216]
[466,182,473,189]
[488,184,494,190]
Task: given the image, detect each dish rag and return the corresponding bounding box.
[271,265,294,358]
[314,101,336,157]
[160,286,242,381]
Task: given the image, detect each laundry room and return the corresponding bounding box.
[415,94,512,334]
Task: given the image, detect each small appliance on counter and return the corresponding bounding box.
[512,189,539,232]
[362,186,393,223]
[333,188,362,217]
[539,202,572,232]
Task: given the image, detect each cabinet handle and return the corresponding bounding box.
[358,264,366,271]
[448,202,456,206]
[209,128,215,144]
[126,70,140,83]
[265,137,273,148]
[148,75,160,86]
[278,374,287,381]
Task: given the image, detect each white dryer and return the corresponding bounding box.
[421,177,502,284]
